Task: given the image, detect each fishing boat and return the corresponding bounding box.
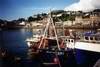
[64,31,100,67]
[26,12,77,67]
[26,10,100,67]
[64,31,100,52]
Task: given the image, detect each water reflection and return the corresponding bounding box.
[0,29,33,58]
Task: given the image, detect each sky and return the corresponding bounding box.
[0,0,78,20]
[65,0,100,12]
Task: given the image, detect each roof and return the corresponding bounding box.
[83,31,96,36]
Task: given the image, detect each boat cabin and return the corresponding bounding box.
[59,36,75,49]
[82,32,100,43]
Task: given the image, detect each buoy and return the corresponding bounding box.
[53,57,59,64]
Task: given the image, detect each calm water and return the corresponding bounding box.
[0,29,33,58]
[0,29,41,67]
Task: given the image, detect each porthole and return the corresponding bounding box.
[95,37,98,40]
[71,40,74,43]
[85,37,89,40]
[90,37,93,40]
[68,40,70,42]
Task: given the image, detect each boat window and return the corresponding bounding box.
[95,37,98,40]
[98,37,100,40]
[85,37,89,40]
[90,37,93,40]
[71,40,74,43]
[68,40,70,42]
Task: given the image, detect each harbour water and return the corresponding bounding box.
[0,29,37,67]
[0,28,100,67]
[0,29,32,57]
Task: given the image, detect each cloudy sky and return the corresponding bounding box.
[0,0,78,20]
[65,0,100,12]
[0,0,100,20]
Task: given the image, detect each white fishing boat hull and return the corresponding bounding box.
[67,41,100,52]
[75,42,100,52]
[66,41,100,67]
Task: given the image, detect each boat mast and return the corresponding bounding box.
[38,10,60,50]
[49,11,61,51]
[38,16,51,49]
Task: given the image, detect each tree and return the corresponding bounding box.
[68,15,75,21]
[28,16,34,22]
[18,18,26,22]
[59,14,69,21]
[0,19,4,23]
[41,13,47,17]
